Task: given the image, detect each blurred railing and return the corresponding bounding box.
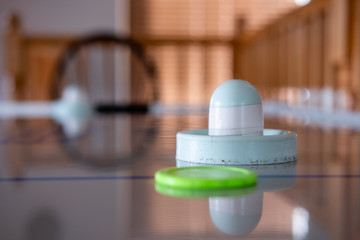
[236,0,360,111]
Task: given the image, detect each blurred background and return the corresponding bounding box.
[1,1,360,239]
[0,0,359,111]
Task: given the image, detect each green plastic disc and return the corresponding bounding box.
[155,183,256,198]
[155,166,257,190]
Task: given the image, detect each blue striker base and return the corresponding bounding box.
[176,129,297,165]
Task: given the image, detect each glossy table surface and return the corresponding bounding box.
[0,113,359,240]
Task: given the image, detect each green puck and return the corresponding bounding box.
[155,183,256,198]
[155,166,257,190]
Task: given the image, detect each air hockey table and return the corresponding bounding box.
[0,112,359,240]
